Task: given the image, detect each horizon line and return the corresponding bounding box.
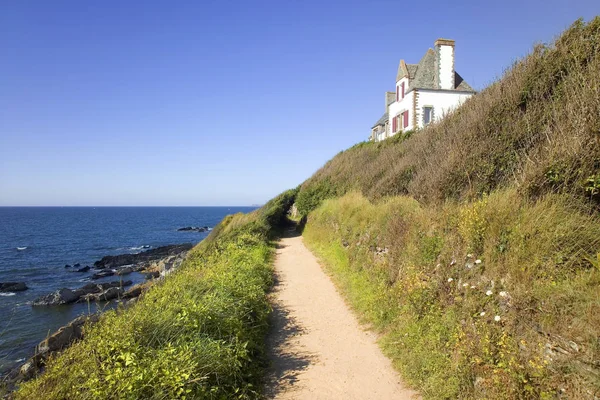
[0,205,263,208]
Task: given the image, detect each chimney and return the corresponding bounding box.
[434,39,455,90]
[385,92,395,111]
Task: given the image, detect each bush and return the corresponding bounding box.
[16,190,296,399]
[303,192,600,399]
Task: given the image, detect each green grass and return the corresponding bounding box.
[15,190,296,400]
[293,19,600,398]
[296,18,600,215]
[303,192,600,399]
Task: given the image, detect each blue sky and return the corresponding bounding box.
[1,1,597,206]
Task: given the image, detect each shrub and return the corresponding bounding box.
[16,190,296,399]
[303,192,600,398]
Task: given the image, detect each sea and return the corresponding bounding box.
[0,206,256,374]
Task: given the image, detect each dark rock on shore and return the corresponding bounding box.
[80,287,124,302]
[178,226,209,232]
[115,265,136,276]
[93,243,193,269]
[16,314,101,382]
[73,263,81,268]
[32,288,80,306]
[64,264,72,268]
[32,281,132,306]
[75,265,90,273]
[92,270,115,279]
[144,270,160,280]
[0,282,28,292]
[122,283,148,299]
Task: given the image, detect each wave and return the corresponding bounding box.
[129,245,151,251]
[0,292,16,297]
[16,247,27,251]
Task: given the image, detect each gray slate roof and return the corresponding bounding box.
[399,48,475,93]
[372,112,388,128]
[386,92,395,106]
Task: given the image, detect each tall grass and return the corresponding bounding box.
[294,21,600,397]
[304,192,600,398]
[296,18,600,216]
[15,190,296,400]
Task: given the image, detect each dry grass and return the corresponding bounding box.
[296,18,600,214]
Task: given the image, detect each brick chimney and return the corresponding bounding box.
[434,39,455,90]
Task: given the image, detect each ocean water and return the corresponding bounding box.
[0,206,256,373]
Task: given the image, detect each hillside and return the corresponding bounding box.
[296,18,600,213]
[296,18,600,399]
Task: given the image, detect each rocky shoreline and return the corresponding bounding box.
[1,243,193,392]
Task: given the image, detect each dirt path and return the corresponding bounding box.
[265,231,419,400]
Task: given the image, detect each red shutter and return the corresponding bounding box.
[396,86,399,102]
[401,82,405,99]
[392,116,396,132]
[403,111,409,128]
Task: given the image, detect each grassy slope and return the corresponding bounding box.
[296,19,600,213]
[298,19,600,399]
[16,190,296,400]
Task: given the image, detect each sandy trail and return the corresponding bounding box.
[265,230,418,400]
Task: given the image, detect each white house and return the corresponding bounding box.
[371,39,475,141]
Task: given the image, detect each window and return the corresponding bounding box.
[403,111,409,128]
[423,106,433,125]
[401,82,405,99]
[396,85,399,102]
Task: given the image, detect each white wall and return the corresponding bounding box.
[438,45,454,90]
[387,77,414,138]
[415,89,473,129]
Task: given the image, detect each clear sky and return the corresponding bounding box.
[1,1,598,206]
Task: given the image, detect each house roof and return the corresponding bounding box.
[372,112,388,128]
[398,48,475,92]
[386,92,395,106]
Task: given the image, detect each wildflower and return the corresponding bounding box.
[462,283,469,288]
[470,285,476,289]
[486,290,493,296]
[447,278,454,283]
[499,291,508,297]
[480,312,486,316]
[494,315,501,322]
[475,259,482,264]
[467,253,473,258]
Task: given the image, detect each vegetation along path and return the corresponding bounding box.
[265,229,419,399]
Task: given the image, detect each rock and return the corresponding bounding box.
[19,360,37,381]
[77,280,132,300]
[93,243,193,269]
[81,287,124,302]
[115,266,135,276]
[64,264,72,268]
[75,265,90,273]
[177,226,209,232]
[92,270,115,279]
[32,288,80,306]
[36,314,100,356]
[0,282,28,292]
[123,283,148,298]
[73,263,81,268]
[97,287,123,301]
[144,270,160,280]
